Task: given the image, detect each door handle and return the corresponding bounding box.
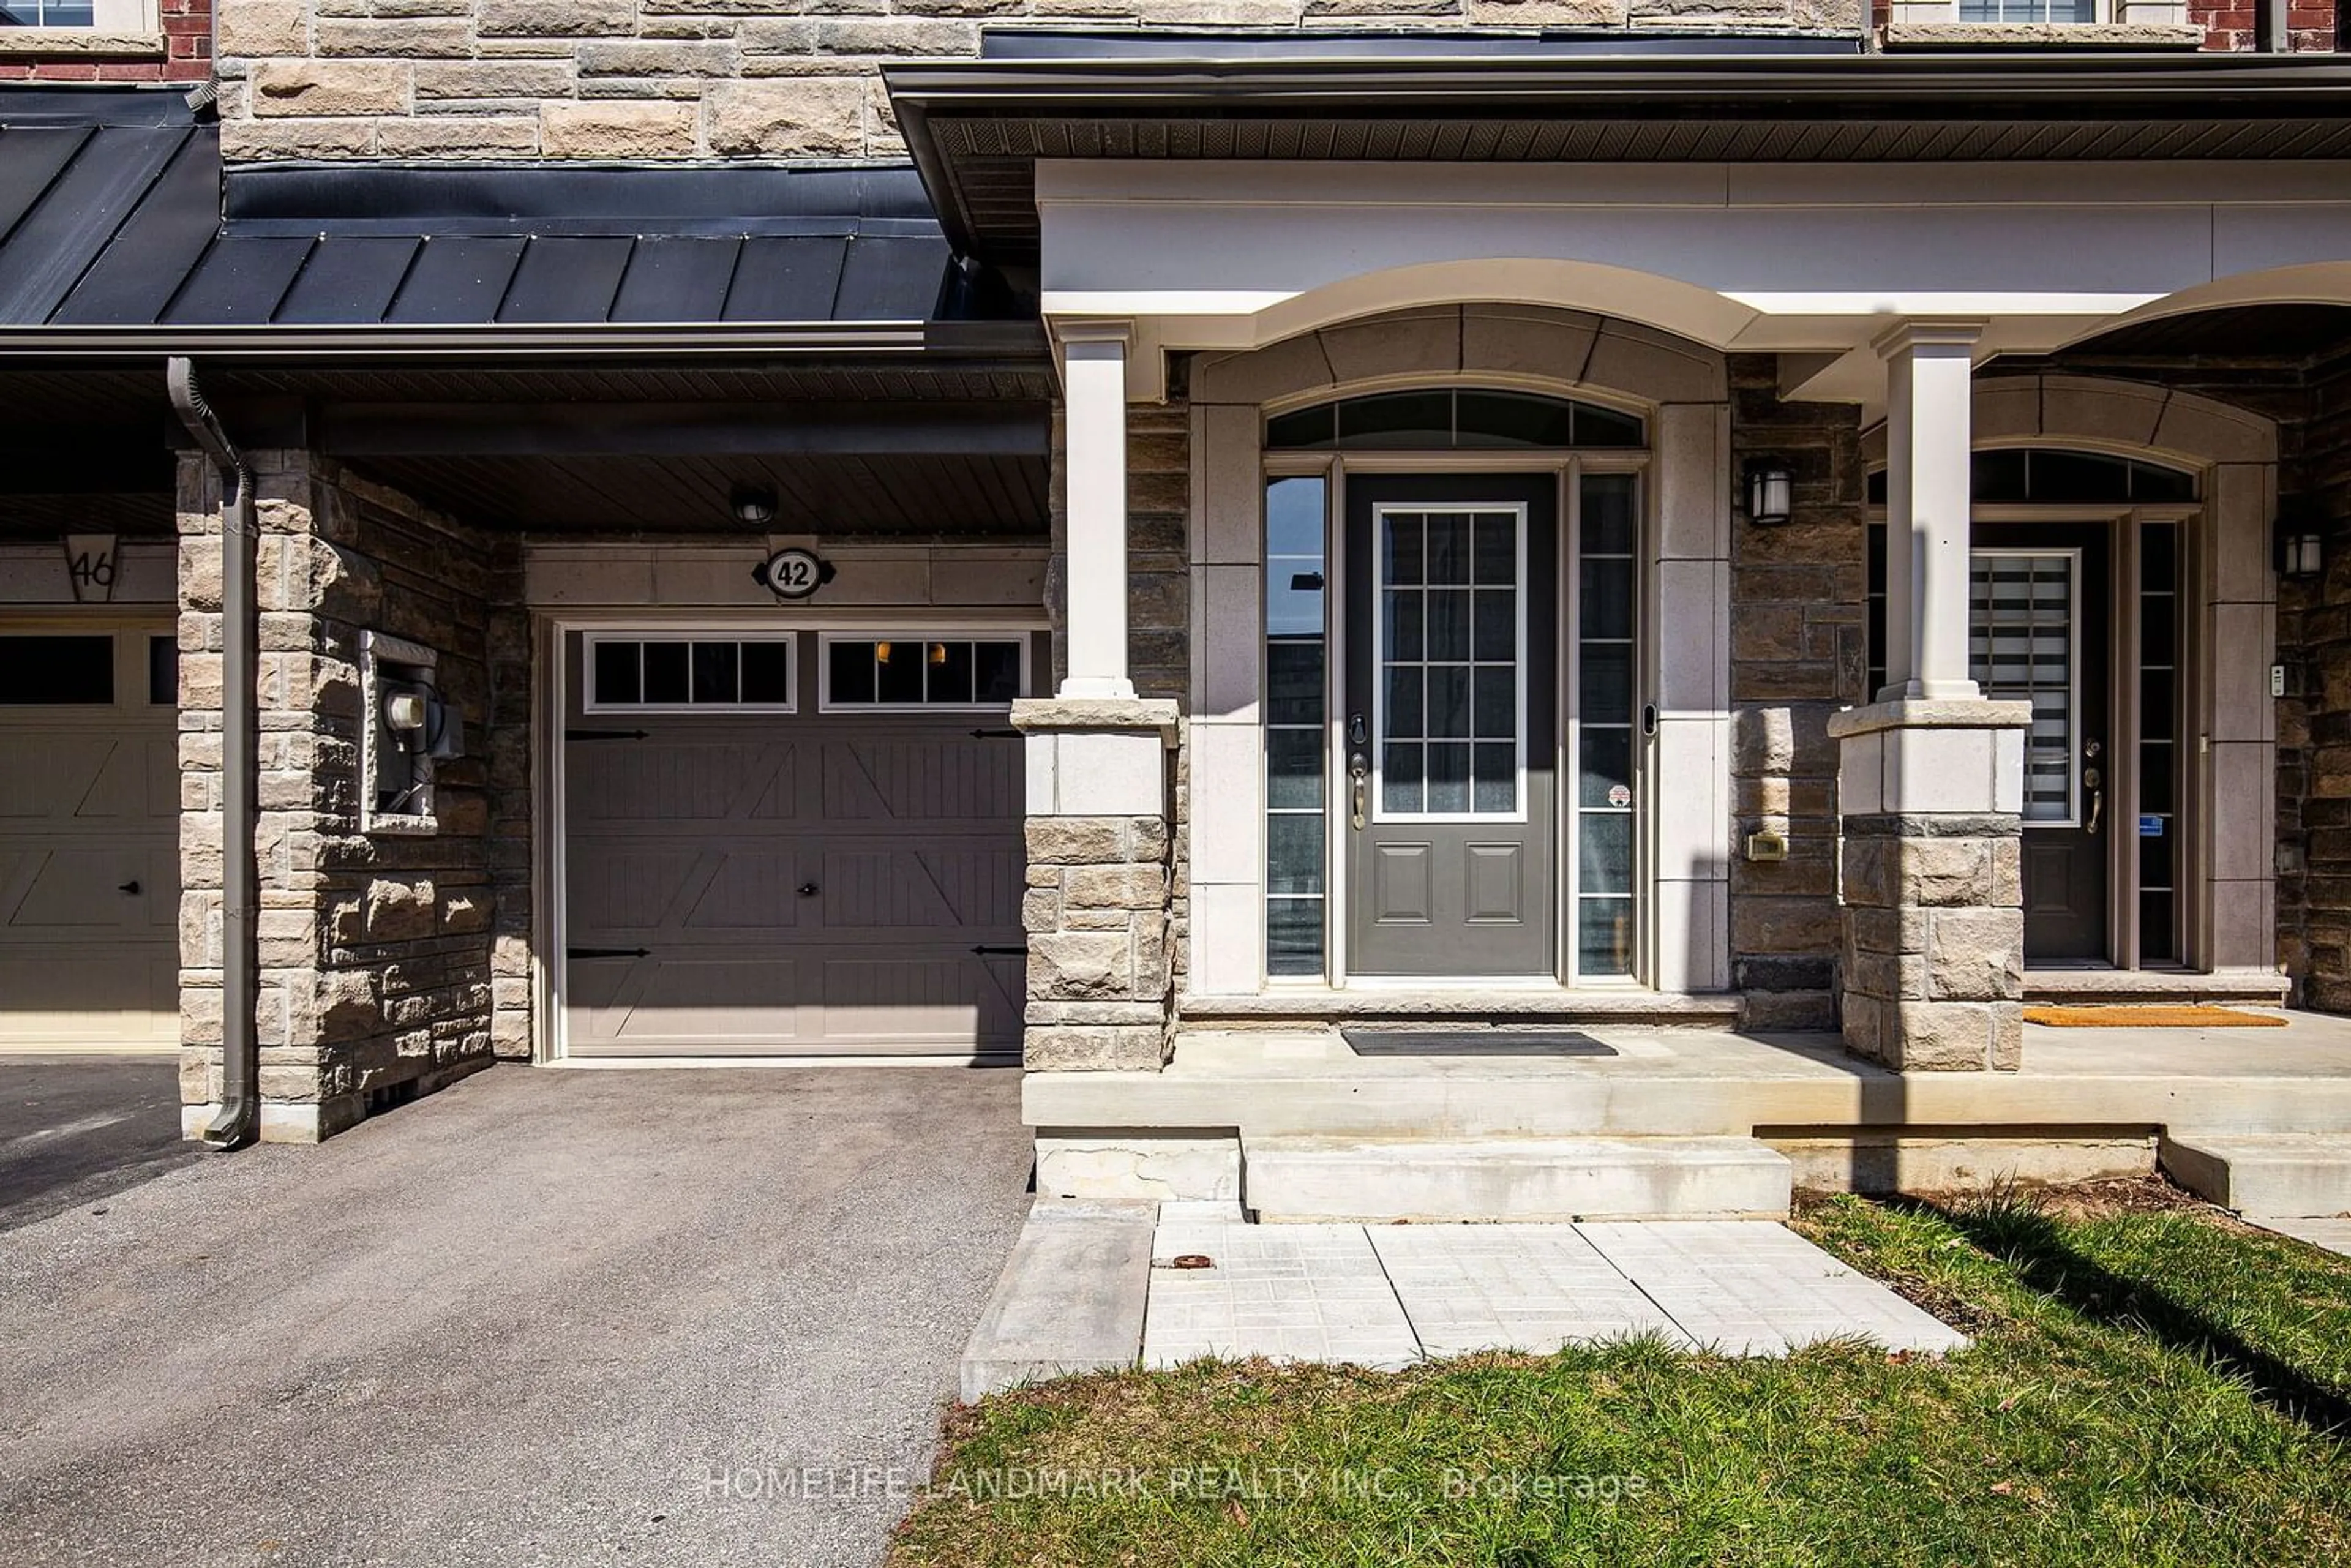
[798,883,820,897]
[1348,753,1368,831]
[2083,766,2104,836]
[118,880,141,895]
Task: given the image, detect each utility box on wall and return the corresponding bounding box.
[360,629,462,835]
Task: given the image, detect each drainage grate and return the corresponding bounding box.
[1340,1029,1618,1057]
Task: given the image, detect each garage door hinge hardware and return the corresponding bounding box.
[969,727,1021,739]
[567,947,651,959]
[566,729,650,741]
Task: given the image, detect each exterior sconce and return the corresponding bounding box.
[731,483,779,527]
[2276,505,2324,579]
[1745,461,1793,527]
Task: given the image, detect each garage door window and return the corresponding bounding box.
[823,637,1024,710]
[587,636,796,713]
[0,635,114,705]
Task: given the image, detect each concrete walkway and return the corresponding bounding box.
[1146,1215,1970,1368]
[963,1206,1968,1397]
[2254,1217,2351,1258]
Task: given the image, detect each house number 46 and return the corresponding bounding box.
[64,533,118,604]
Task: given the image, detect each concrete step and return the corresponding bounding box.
[2161,1133,2351,1218]
[2025,968,2290,1005]
[1242,1135,1794,1223]
[958,1199,1150,1402]
[1180,990,1741,1029]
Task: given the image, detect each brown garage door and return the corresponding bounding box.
[562,631,1027,1058]
[0,623,179,1051]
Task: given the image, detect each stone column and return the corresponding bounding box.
[1831,701,2033,1070]
[1059,323,1134,700]
[1875,320,1984,703]
[1014,697,1179,1071]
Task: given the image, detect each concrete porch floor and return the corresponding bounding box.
[1025,1010,2351,1143]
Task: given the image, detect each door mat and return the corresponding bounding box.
[1341,1029,1619,1057]
[2022,1005,2287,1029]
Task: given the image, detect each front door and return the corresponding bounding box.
[1343,475,1558,976]
[1970,525,2110,961]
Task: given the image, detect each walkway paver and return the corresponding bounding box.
[2254,1217,2351,1258]
[1139,1216,1968,1370]
[1578,1220,1971,1357]
[1368,1223,1693,1355]
[1143,1220,1421,1370]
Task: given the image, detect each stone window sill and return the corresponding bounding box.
[1881,21,2206,47]
[0,28,167,56]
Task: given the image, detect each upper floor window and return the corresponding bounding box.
[1265,389,1644,452]
[1956,0,2094,19]
[1,0,96,21]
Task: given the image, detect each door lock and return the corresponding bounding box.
[798,883,820,897]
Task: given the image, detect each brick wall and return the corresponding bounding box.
[2190,0,2336,49]
[1727,353,1869,1031]
[0,0,211,82]
[208,0,1858,160]
[177,449,522,1138]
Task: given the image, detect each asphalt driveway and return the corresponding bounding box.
[0,1054,201,1234]
[0,1062,1032,1568]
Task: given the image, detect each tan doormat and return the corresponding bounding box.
[2023,1005,2287,1029]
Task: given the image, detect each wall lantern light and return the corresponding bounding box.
[1745,461,1794,527]
[731,483,779,527]
[2276,503,2325,579]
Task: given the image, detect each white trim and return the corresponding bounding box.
[581,629,798,716]
[1368,500,1531,827]
[814,629,1030,715]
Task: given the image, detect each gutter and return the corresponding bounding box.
[0,321,1048,364]
[167,356,258,1152]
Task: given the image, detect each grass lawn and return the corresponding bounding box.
[890,1187,2351,1567]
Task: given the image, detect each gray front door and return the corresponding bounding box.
[1344,476,1558,976]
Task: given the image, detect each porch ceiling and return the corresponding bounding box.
[337,449,1048,538]
[885,50,2351,263]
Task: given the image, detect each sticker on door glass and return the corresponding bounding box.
[1607,784,1632,809]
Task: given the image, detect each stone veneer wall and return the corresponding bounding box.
[208,0,1858,161]
[177,449,524,1138]
[1726,353,1867,1030]
[2278,349,2351,1011]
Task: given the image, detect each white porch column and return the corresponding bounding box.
[1059,321,1134,700]
[1875,321,1985,703]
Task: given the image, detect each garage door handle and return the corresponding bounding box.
[798,883,820,897]
[566,729,650,742]
[119,880,141,895]
[972,945,1029,956]
[567,947,650,959]
[969,728,1021,739]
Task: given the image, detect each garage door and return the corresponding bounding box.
[562,630,1030,1058]
[0,623,179,1050]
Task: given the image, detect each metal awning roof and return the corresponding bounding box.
[0,86,1041,363]
[885,47,2351,261]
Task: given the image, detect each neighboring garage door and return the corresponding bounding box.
[563,629,1032,1058]
[0,623,179,1050]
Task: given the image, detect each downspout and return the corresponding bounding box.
[168,357,259,1150]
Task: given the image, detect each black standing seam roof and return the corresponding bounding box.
[0,88,1003,336]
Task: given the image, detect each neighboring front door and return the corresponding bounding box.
[1970,525,2111,961]
[1343,475,1558,976]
